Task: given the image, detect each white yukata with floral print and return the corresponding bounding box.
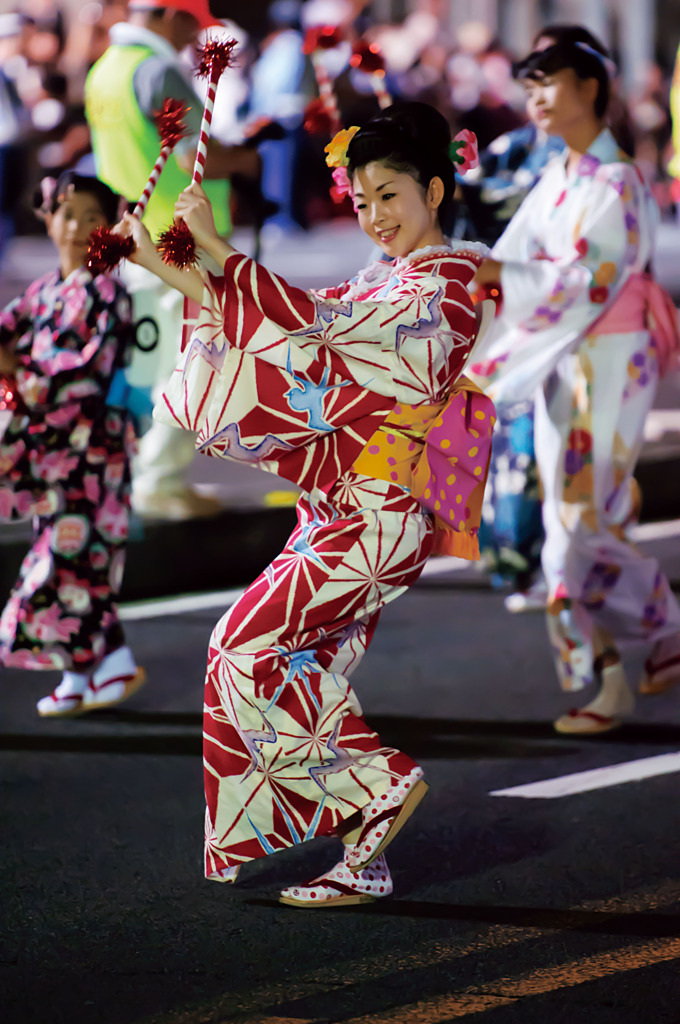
[470,128,680,689]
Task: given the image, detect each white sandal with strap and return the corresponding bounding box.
[344,767,428,873]
[82,647,146,711]
[280,850,392,908]
[36,671,89,718]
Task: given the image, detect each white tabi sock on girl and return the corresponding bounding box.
[36,670,89,717]
[54,671,90,698]
[91,645,137,688]
[82,645,146,711]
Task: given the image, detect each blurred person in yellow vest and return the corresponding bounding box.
[86,0,259,519]
[669,40,680,209]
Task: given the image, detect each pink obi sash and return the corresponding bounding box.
[352,376,496,560]
[593,272,680,376]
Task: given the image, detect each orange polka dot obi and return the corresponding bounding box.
[352,376,495,560]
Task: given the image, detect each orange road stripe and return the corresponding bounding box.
[341,938,680,1023]
[249,1019,316,1024]
[148,881,680,1023]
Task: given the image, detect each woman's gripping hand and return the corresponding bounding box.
[112,213,157,271]
[174,183,218,251]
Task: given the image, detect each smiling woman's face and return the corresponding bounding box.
[351,160,444,259]
[522,67,598,137]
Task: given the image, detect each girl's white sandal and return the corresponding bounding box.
[81,667,147,711]
[36,692,86,718]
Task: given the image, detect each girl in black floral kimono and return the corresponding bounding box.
[0,172,145,716]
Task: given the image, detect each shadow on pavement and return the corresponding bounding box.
[243,896,680,937]
[2,717,680,755]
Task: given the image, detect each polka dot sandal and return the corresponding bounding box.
[279,851,392,909]
[345,767,428,873]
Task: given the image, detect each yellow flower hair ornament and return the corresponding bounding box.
[324,126,361,168]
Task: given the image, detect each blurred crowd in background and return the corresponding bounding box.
[0,0,678,267]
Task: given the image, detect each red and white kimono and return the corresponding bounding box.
[156,241,491,878]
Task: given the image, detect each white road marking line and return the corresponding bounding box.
[491,752,680,798]
[118,587,244,621]
[116,518,679,620]
[629,518,680,541]
[420,555,472,576]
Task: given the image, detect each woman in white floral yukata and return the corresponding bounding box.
[117,102,494,906]
[0,173,145,717]
[470,38,680,734]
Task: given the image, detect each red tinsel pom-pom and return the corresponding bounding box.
[303,98,333,137]
[302,25,344,55]
[472,282,503,312]
[196,36,238,80]
[350,41,385,75]
[86,227,135,275]
[157,219,197,268]
[154,98,189,149]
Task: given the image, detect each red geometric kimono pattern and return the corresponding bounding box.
[203,474,432,877]
[154,244,484,876]
[157,248,482,496]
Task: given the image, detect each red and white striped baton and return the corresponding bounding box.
[157,37,237,268]
[86,98,188,274]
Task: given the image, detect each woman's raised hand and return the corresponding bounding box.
[174,183,218,249]
[112,213,156,269]
[472,258,503,287]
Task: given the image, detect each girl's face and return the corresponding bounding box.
[522,67,598,137]
[352,161,444,259]
[47,189,108,274]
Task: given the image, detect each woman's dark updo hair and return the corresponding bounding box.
[514,36,612,120]
[32,171,122,224]
[346,102,458,235]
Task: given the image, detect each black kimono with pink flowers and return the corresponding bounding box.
[0,267,135,672]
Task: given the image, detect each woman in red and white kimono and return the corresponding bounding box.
[118,103,494,906]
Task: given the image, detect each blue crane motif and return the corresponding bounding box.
[266,648,322,713]
[284,346,350,432]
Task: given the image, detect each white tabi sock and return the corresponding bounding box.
[92,646,137,688]
[54,671,89,698]
[582,662,635,718]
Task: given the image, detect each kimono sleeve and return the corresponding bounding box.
[207,252,478,404]
[0,282,38,349]
[92,279,135,374]
[42,277,135,407]
[489,163,653,400]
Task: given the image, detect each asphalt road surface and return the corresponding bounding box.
[3,574,680,1024]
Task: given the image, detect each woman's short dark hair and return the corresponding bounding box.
[33,171,121,224]
[514,38,612,120]
[346,102,458,234]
